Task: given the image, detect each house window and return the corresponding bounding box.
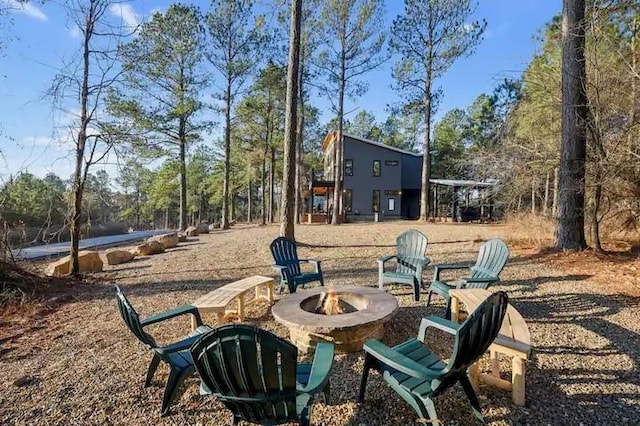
[345,159,353,176]
[372,190,380,212]
[388,198,395,211]
[344,189,352,212]
[385,160,398,166]
[373,160,381,177]
[384,190,401,196]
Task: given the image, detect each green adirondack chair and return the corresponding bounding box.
[358,291,509,423]
[190,324,335,426]
[270,236,324,293]
[427,238,509,313]
[378,229,430,301]
[115,286,212,416]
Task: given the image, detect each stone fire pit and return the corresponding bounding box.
[272,286,398,353]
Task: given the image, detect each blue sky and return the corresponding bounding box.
[0,0,560,182]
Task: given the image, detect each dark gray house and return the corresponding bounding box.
[314,132,423,221]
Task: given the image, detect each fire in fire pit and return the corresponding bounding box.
[315,287,344,315]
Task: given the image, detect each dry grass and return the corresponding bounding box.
[1,221,639,425]
[502,213,556,249]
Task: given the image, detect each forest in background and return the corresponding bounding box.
[1,0,639,252]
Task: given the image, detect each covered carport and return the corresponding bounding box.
[429,179,497,222]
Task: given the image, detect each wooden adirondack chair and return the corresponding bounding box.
[270,236,324,293]
[358,291,509,423]
[115,286,212,416]
[190,324,335,426]
[427,238,509,313]
[378,229,430,301]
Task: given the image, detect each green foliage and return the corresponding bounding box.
[432,109,467,179]
[315,0,387,105]
[0,172,67,226]
[109,4,210,155]
[344,110,382,140]
[390,0,486,104]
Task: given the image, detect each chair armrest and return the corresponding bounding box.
[141,304,202,327]
[364,340,442,380]
[377,255,397,264]
[460,276,499,284]
[297,342,334,395]
[432,263,471,281]
[272,264,287,272]
[417,316,460,342]
[155,333,204,355]
[300,258,321,264]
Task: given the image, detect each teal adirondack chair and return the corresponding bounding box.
[270,236,324,293]
[378,229,430,301]
[427,238,509,313]
[358,291,509,423]
[190,324,335,426]
[115,286,212,416]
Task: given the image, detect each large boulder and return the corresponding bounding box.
[148,233,179,249]
[185,226,199,237]
[196,223,210,234]
[177,233,188,242]
[135,240,165,256]
[104,249,135,265]
[46,251,103,276]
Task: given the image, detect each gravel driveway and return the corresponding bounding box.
[1,222,639,425]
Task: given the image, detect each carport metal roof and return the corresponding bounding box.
[429,179,496,187]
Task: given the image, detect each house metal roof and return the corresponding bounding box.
[322,131,422,157]
[430,179,496,187]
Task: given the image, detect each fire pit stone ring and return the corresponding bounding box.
[272,286,398,353]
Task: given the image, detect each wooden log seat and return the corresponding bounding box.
[190,275,275,330]
[449,288,531,406]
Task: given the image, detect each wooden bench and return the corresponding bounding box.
[449,288,531,406]
[190,275,275,330]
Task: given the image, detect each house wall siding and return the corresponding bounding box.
[401,154,423,189]
[343,136,403,217]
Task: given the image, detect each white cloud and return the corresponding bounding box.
[3,0,48,21]
[108,3,140,31]
[68,25,81,39]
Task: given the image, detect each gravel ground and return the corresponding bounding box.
[1,221,639,425]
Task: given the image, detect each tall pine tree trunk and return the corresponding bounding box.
[247,181,252,222]
[552,166,559,217]
[531,179,537,215]
[269,147,275,223]
[331,71,346,225]
[543,170,550,217]
[261,147,267,225]
[419,78,432,221]
[279,0,302,238]
[556,0,587,250]
[221,80,232,230]
[294,50,305,225]
[178,121,187,231]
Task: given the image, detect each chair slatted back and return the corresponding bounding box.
[435,291,509,394]
[395,230,428,275]
[270,237,302,279]
[191,324,299,425]
[469,239,509,283]
[115,286,157,348]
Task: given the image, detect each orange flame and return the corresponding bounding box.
[322,286,343,315]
